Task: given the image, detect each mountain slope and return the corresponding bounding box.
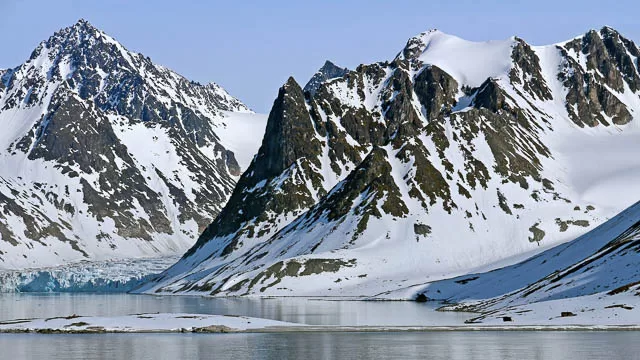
[405,200,640,325]
[0,20,266,269]
[140,27,640,297]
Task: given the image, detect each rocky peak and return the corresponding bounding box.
[303,60,349,95]
[0,20,256,269]
[473,78,507,112]
[31,19,114,65]
[186,77,324,257]
[4,19,251,158]
[582,30,625,92]
[509,38,553,101]
[413,65,459,120]
[277,146,409,245]
[598,27,640,92]
[398,29,440,62]
[564,27,639,93]
[47,18,99,42]
[250,77,321,181]
[559,27,638,127]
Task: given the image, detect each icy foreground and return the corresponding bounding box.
[141,26,640,298]
[461,291,640,327]
[0,313,301,333]
[0,256,178,293]
[2,310,640,332]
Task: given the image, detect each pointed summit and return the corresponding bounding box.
[48,18,104,45]
[284,76,300,89]
[600,25,621,36]
[27,18,127,70]
[72,18,96,30]
[182,76,324,262]
[255,76,320,179]
[303,61,349,95]
[0,19,258,269]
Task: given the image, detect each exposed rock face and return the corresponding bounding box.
[559,28,638,127]
[303,60,349,95]
[413,65,459,120]
[0,20,257,269]
[189,77,324,258]
[509,38,553,101]
[141,27,640,297]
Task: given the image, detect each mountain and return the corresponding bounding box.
[0,19,267,269]
[303,60,349,95]
[139,27,640,297]
[408,200,640,325]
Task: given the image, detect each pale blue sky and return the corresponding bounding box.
[1,0,638,112]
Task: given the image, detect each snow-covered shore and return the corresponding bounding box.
[3,307,640,333]
[0,313,302,333]
[455,291,640,327]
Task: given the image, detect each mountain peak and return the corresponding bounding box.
[398,28,515,87]
[320,60,342,69]
[597,25,634,43]
[26,19,125,67]
[228,73,318,183]
[72,18,96,30]
[600,25,618,33]
[398,29,452,62]
[52,18,103,42]
[411,28,442,40]
[0,19,258,269]
[284,76,302,91]
[303,61,349,95]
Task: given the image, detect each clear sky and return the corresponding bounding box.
[1,0,638,113]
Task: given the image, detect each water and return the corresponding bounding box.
[2,331,640,360]
[1,294,639,360]
[0,293,469,326]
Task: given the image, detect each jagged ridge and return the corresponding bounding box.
[0,20,265,269]
[140,27,640,297]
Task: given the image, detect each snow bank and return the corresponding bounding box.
[0,313,302,333]
[467,291,640,327]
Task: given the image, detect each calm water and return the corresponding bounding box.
[1,294,639,360]
[2,332,640,360]
[0,293,471,326]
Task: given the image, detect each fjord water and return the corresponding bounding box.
[0,293,470,326]
[1,294,640,360]
[2,331,640,360]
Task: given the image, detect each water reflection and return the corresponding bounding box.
[2,331,640,360]
[0,293,470,326]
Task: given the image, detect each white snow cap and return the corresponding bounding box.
[398,29,516,87]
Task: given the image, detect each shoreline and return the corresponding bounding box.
[4,325,640,334]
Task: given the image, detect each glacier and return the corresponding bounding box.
[0,256,179,293]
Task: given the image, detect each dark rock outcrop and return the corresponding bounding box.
[303,60,349,96]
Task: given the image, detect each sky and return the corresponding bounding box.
[0,0,638,113]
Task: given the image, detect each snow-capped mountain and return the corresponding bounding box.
[0,19,267,269]
[139,26,640,297]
